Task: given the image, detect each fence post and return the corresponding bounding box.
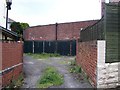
[43,41,45,53]
[55,41,57,53]
[32,40,34,54]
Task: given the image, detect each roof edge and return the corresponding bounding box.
[0,26,18,37]
[28,19,99,29]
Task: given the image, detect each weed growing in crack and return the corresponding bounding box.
[37,66,64,88]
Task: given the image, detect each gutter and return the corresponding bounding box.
[0,26,18,37]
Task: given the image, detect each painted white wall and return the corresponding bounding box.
[7,19,15,30]
[8,22,11,30]
[0,0,6,28]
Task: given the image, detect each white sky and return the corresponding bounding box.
[9,0,102,26]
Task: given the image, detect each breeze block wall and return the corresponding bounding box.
[76,40,97,87]
[1,41,23,87]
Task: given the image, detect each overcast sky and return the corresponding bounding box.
[9,0,103,26]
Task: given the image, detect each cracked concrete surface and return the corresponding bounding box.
[21,55,92,88]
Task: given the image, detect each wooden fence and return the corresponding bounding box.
[79,3,120,63]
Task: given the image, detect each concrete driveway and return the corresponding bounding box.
[21,55,92,88]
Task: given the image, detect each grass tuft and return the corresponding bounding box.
[70,65,81,73]
[4,73,24,88]
[37,66,64,88]
[25,53,60,59]
[69,60,81,73]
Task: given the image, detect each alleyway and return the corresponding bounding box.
[21,55,92,88]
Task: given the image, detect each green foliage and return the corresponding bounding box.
[10,22,29,36]
[69,60,89,81]
[26,53,61,59]
[37,66,64,88]
[20,23,29,30]
[10,22,22,35]
[69,60,81,73]
[70,66,81,73]
[4,73,24,88]
[70,59,76,66]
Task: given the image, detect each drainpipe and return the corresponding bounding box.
[55,23,58,41]
[55,23,58,53]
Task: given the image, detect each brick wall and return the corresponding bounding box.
[24,20,98,41]
[76,40,97,86]
[1,41,23,87]
[2,65,22,87]
[76,40,120,88]
[24,25,56,41]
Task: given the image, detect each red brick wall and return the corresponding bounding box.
[1,41,23,87]
[24,20,98,41]
[2,65,22,87]
[76,40,97,86]
[57,21,98,40]
[24,24,56,41]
